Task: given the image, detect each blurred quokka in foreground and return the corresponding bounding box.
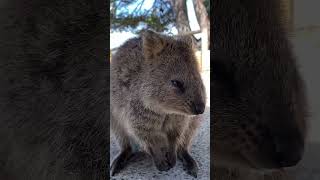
[110,30,206,177]
[0,0,108,180]
[212,0,308,179]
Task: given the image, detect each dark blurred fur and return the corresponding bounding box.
[212,0,308,179]
[0,1,108,179]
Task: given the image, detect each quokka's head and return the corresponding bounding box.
[140,30,206,116]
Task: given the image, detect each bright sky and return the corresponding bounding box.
[110,0,201,49]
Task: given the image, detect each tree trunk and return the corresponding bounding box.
[192,0,210,50]
[169,0,200,48]
[169,0,192,33]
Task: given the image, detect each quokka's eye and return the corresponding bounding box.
[171,80,184,91]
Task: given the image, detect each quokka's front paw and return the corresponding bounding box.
[178,150,198,178]
[110,147,133,176]
[149,146,177,171]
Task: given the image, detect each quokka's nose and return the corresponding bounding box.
[192,102,205,115]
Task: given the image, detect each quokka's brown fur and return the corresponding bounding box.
[110,30,206,177]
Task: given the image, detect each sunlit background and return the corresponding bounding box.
[110,0,201,49]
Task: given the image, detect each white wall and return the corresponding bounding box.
[292,0,320,143]
[289,1,320,178]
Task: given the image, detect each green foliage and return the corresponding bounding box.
[110,0,210,34]
[111,0,175,33]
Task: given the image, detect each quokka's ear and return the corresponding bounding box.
[141,30,166,59]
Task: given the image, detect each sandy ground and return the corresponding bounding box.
[110,71,210,180]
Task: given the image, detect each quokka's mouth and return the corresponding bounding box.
[162,108,191,116]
